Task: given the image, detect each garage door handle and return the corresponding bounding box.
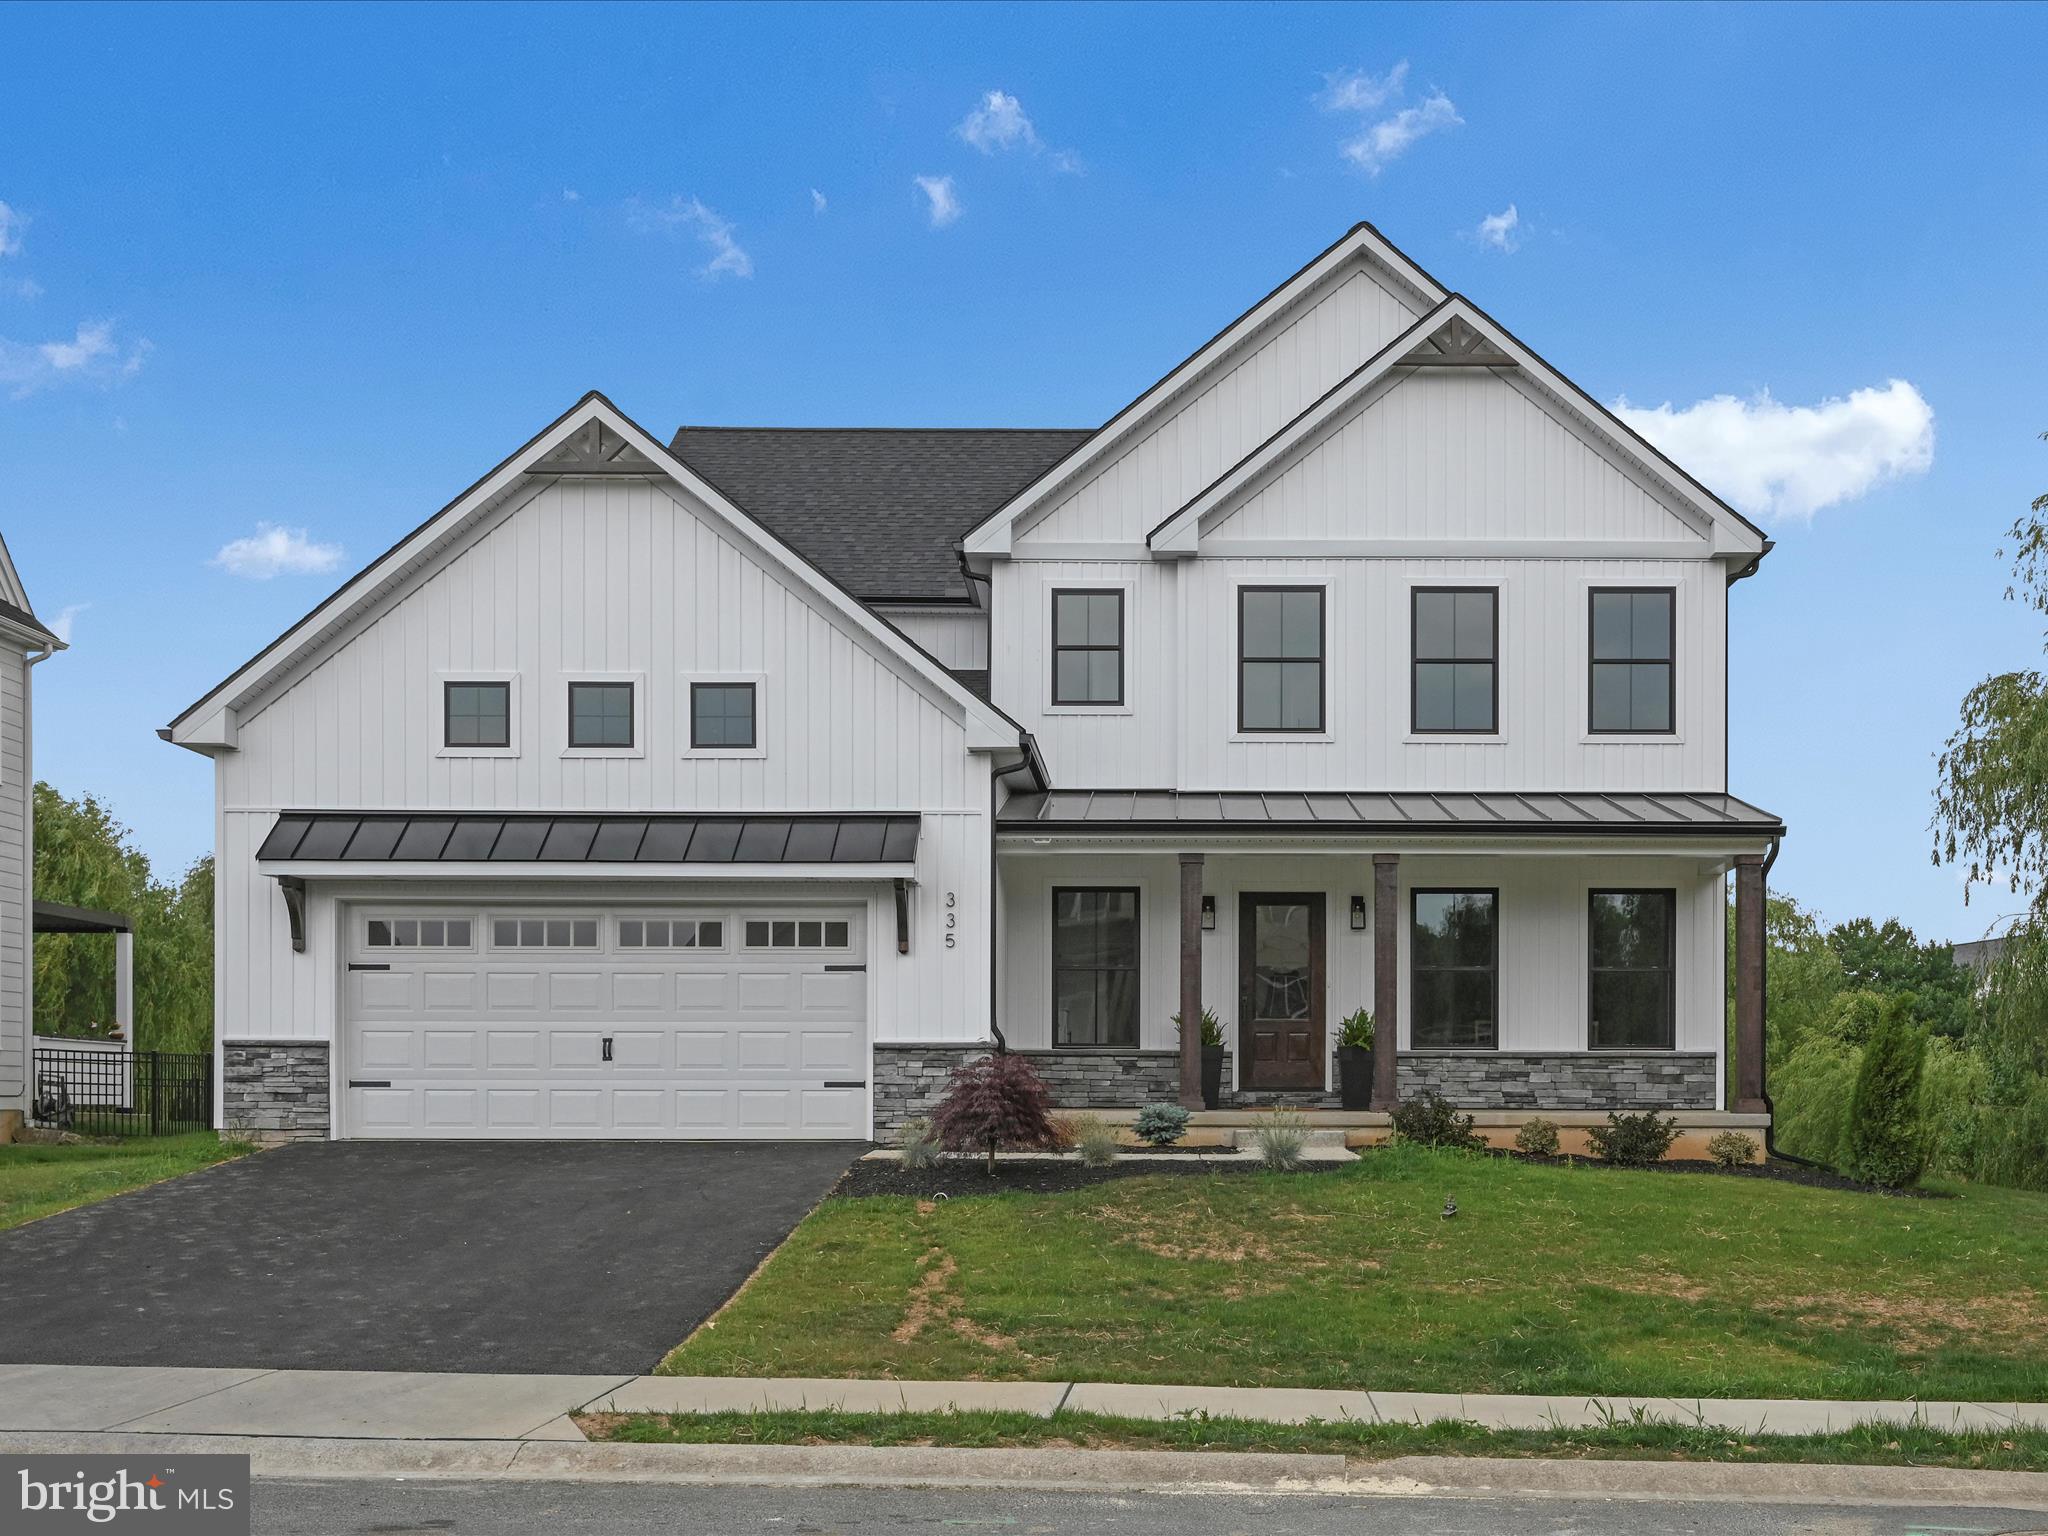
[347,963,392,972]
[823,963,866,972]
[602,1037,614,1062]
[824,1080,866,1089]
[349,1080,392,1089]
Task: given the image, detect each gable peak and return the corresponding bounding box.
[529,418,660,476]
[1398,312,1517,369]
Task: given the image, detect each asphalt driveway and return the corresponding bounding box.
[0,1141,855,1374]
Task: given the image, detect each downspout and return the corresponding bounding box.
[1750,831,1817,1168]
[987,733,1046,1054]
[23,643,54,1055]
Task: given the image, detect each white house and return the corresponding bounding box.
[165,224,1782,1144]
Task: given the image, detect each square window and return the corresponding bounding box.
[798,920,822,947]
[446,919,471,947]
[572,919,598,947]
[393,919,418,947]
[699,920,723,948]
[745,919,770,948]
[691,682,757,749]
[494,919,517,947]
[367,920,391,947]
[444,681,511,749]
[568,681,634,749]
[619,920,643,948]
[420,919,445,947]
[772,920,796,947]
[824,920,848,947]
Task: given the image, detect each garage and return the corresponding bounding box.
[342,902,870,1140]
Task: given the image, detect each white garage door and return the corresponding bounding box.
[342,905,868,1140]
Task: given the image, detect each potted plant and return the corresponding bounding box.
[1335,1007,1375,1110]
[1173,1007,1228,1108]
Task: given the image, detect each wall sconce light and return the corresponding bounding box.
[1350,895,1367,931]
[1201,895,1216,931]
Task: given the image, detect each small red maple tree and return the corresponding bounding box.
[930,1051,1060,1173]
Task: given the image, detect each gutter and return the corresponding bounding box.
[1726,538,1773,587]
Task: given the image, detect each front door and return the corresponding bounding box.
[1238,893,1325,1090]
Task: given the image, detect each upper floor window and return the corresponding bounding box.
[1411,588,1497,734]
[1411,889,1498,1049]
[1589,588,1674,734]
[568,681,634,749]
[1589,889,1676,1049]
[1238,586,1324,733]
[444,682,511,750]
[691,682,756,749]
[1051,589,1124,706]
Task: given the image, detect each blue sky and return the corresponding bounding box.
[1,1,2043,944]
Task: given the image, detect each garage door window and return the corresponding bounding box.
[743,917,851,950]
[491,916,600,949]
[619,917,725,949]
[366,917,473,948]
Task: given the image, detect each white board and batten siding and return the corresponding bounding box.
[215,475,995,1073]
[877,607,989,671]
[0,647,29,1111]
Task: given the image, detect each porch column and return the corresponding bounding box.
[1371,853,1399,1110]
[1733,853,1768,1114]
[114,928,135,1042]
[1177,851,1205,1111]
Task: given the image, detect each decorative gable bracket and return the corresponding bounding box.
[1397,314,1517,369]
[526,420,660,476]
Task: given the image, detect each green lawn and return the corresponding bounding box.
[583,1406,2048,1473]
[0,1132,250,1232]
[662,1145,2048,1402]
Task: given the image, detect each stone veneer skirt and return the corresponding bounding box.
[222,1041,331,1143]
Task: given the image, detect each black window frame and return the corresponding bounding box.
[1236,584,1326,734]
[1409,586,1500,735]
[1050,885,1141,1051]
[566,680,635,750]
[689,680,758,750]
[1587,587,1676,736]
[1408,887,1501,1051]
[442,680,512,750]
[1587,887,1678,1051]
[1049,588,1126,707]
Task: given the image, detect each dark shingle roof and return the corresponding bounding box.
[671,427,1092,603]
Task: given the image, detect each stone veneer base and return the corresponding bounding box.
[222,1041,331,1144]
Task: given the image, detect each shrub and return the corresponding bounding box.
[1171,1008,1226,1048]
[1845,1007,1928,1189]
[1069,1114,1120,1168]
[1389,1092,1482,1150]
[1771,1032,1862,1167]
[896,1117,940,1169]
[1819,988,1888,1046]
[1335,1008,1375,1050]
[1513,1118,1560,1157]
[1134,1103,1192,1147]
[931,1052,1060,1173]
[1588,1110,1679,1167]
[1706,1130,1758,1168]
[1251,1112,1310,1170]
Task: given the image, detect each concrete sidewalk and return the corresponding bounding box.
[4,1362,2044,1441]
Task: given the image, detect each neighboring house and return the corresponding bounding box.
[165,224,1783,1144]
[0,534,65,1138]
[1951,935,2008,990]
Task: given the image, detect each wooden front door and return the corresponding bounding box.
[1238,893,1325,1090]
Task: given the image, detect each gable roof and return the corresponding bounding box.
[1147,295,1770,558]
[671,427,1089,603]
[165,392,1024,752]
[0,532,60,648]
[961,222,1451,558]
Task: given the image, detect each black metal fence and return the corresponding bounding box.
[30,1045,213,1137]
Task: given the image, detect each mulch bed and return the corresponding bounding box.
[835,1155,1345,1199]
[1491,1149,1950,1197]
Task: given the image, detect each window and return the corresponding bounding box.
[567,681,634,749]
[618,917,724,949]
[1589,890,1676,1049]
[491,916,600,949]
[1051,589,1124,705]
[1052,887,1139,1048]
[1589,588,1674,733]
[443,682,511,749]
[1411,588,1498,733]
[1410,890,1498,1049]
[742,917,852,950]
[366,917,473,948]
[1238,586,1324,732]
[690,682,756,749]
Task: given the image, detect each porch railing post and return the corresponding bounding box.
[1733,853,1768,1115]
[1371,853,1400,1111]
[1177,851,1205,1112]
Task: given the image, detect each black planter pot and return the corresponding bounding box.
[1201,1044,1225,1109]
[1338,1044,1375,1110]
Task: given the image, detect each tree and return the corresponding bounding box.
[1824,916,1974,1039]
[1844,1003,1928,1189]
[32,784,213,1053]
[1934,431,2048,911]
[930,1052,1059,1173]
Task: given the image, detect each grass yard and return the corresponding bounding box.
[663,1144,2048,1402]
[582,1406,2048,1473]
[0,1132,250,1232]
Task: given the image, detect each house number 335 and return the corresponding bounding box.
[944,891,957,947]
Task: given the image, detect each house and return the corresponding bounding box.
[164,224,1783,1145]
[0,535,65,1141]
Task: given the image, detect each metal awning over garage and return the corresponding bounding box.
[999,790,1782,839]
[256,812,921,866]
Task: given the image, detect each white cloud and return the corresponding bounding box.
[625,196,753,280]
[210,523,345,580]
[1476,204,1520,252]
[915,174,961,228]
[562,187,581,203]
[4,276,42,301]
[49,603,86,644]
[958,89,1039,154]
[1319,61,1409,113]
[810,188,828,214]
[0,201,23,258]
[1612,379,1935,522]
[0,319,151,399]
[1340,91,1462,175]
